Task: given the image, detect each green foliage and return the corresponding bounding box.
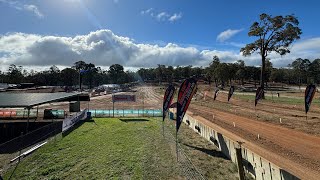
[241,13,302,88]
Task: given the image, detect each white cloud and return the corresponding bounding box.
[217,29,243,42]
[169,13,182,22]
[23,4,43,18]
[0,0,43,18]
[156,12,170,21]
[141,8,182,22]
[0,29,320,72]
[140,8,153,15]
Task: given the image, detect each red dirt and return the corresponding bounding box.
[26,86,320,179]
[146,86,320,179]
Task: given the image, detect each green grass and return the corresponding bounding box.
[3,118,239,179]
[4,118,179,179]
[235,93,320,105]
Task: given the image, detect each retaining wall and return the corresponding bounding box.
[173,111,299,180]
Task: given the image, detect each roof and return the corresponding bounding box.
[0,92,90,108]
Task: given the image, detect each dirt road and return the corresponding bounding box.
[146,86,320,179]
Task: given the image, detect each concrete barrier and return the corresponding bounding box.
[171,110,299,180]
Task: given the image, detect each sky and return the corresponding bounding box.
[1,0,320,72]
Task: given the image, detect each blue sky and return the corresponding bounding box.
[1,0,320,71]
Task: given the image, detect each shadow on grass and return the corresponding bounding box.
[119,119,149,123]
[182,143,229,160]
[62,121,85,137]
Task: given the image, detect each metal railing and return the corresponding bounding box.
[88,109,162,117]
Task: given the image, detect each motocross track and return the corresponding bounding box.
[37,86,320,179]
[142,86,320,179]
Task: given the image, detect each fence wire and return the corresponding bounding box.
[160,120,206,180]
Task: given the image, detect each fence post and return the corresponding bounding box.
[236,142,245,180]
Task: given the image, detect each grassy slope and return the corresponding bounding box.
[4,118,238,179]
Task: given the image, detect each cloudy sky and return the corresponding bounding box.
[1,0,320,72]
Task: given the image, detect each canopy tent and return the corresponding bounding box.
[0,92,90,109]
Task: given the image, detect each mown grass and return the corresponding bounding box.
[3,118,239,180]
[4,118,179,179]
[235,93,320,105]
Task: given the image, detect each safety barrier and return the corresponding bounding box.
[88,109,162,117]
[170,111,299,180]
[0,110,65,119]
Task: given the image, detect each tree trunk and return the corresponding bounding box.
[260,55,266,98]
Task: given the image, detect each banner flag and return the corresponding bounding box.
[162,85,176,121]
[255,87,264,107]
[169,102,177,108]
[228,86,235,102]
[305,84,316,114]
[214,89,219,100]
[176,78,197,132]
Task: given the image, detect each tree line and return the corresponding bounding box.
[138,56,320,87]
[1,57,319,88]
[0,61,138,88]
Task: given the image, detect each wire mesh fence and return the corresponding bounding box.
[159,119,206,180]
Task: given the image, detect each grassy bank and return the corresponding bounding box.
[4,118,238,179]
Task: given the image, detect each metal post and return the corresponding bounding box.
[236,142,245,180]
[36,106,39,120]
[113,101,115,118]
[79,70,81,92]
[26,108,30,133]
[176,131,178,162]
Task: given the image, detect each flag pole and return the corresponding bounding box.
[306,112,308,121]
[176,130,178,162]
[162,119,165,137]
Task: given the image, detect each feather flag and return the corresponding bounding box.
[176,78,197,132]
[255,87,264,107]
[305,84,316,114]
[228,86,235,102]
[162,85,175,121]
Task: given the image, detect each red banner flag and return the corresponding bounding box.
[305,84,316,114]
[176,78,197,132]
[163,85,175,121]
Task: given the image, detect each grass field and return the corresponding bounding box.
[3,118,239,180]
[234,93,320,105]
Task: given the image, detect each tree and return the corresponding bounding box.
[309,59,320,84]
[290,58,311,89]
[241,13,302,94]
[7,64,24,84]
[209,55,220,86]
[60,68,78,86]
[108,64,125,84]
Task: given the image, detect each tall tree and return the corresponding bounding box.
[7,64,23,84]
[108,64,125,84]
[290,58,311,89]
[241,13,302,94]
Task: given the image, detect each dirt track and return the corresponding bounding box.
[36,86,320,179]
[143,86,320,179]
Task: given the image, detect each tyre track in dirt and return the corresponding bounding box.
[148,87,320,179]
[188,105,320,176]
[200,91,320,136]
